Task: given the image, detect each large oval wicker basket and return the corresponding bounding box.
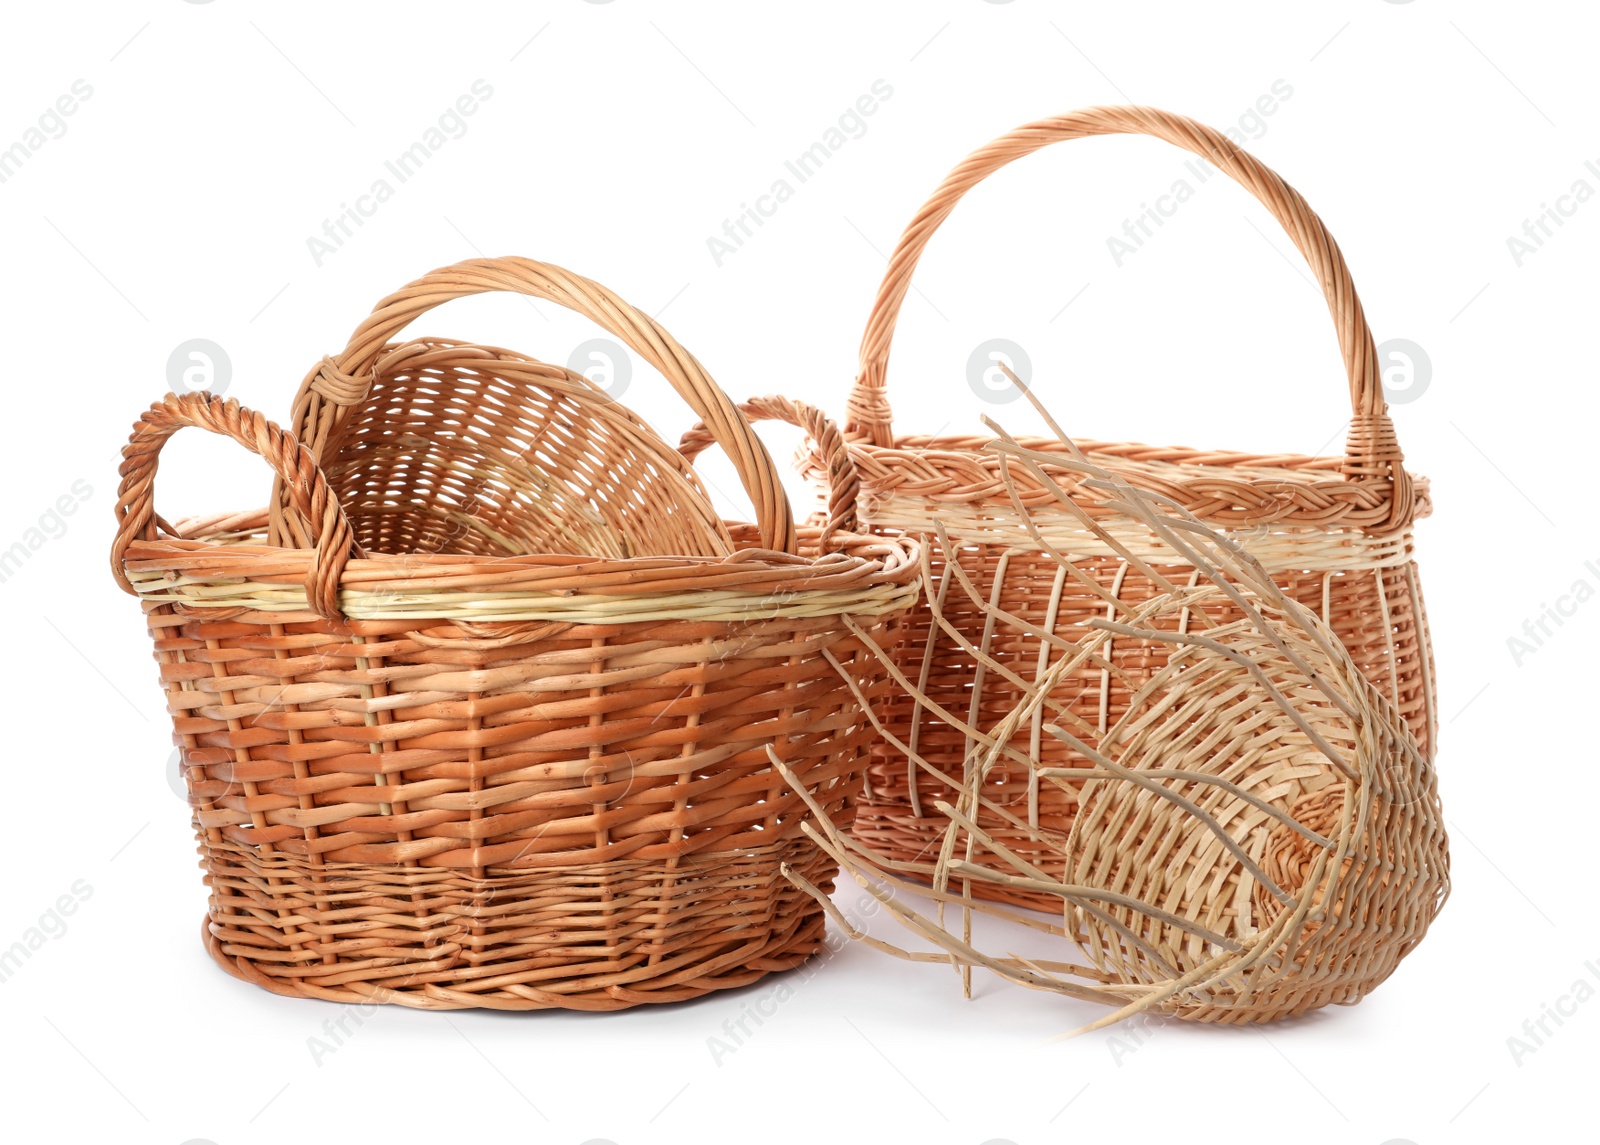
[838,107,1436,910]
[111,258,920,1010]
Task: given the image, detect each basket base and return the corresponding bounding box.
[198,837,837,1011]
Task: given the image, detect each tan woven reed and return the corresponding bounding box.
[840,106,1436,909]
[274,256,798,557]
[777,424,1448,1030]
[317,336,733,560]
[110,264,920,1010]
[680,394,861,547]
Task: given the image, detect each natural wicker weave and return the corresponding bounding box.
[840,107,1436,909]
[317,336,732,559]
[110,264,920,1010]
[275,256,797,556]
[680,394,861,548]
[779,426,1449,1030]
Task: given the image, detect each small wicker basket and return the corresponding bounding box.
[839,107,1436,910]
[111,258,920,1010]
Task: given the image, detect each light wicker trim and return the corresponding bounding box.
[123,563,921,622]
[861,497,1417,573]
[114,395,919,623]
[846,436,1434,532]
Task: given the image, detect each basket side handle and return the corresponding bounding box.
[273,257,797,555]
[113,392,359,621]
[680,395,859,550]
[848,104,1414,532]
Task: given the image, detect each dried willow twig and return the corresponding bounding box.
[779,388,1449,1032]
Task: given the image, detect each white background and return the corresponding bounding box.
[1,2,1594,1143]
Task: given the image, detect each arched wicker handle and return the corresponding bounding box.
[272,256,798,555]
[680,395,859,549]
[113,392,359,621]
[847,105,1414,531]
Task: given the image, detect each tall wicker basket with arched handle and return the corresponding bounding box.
[111,258,920,1009]
[839,107,1435,910]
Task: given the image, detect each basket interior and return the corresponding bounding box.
[318,339,731,560]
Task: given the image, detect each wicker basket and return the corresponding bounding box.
[110,259,920,1010]
[782,434,1449,1029]
[839,106,1436,910]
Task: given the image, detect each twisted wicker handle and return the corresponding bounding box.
[273,256,798,554]
[848,105,1414,531]
[680,395,859,549]
[113,392,359,620]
